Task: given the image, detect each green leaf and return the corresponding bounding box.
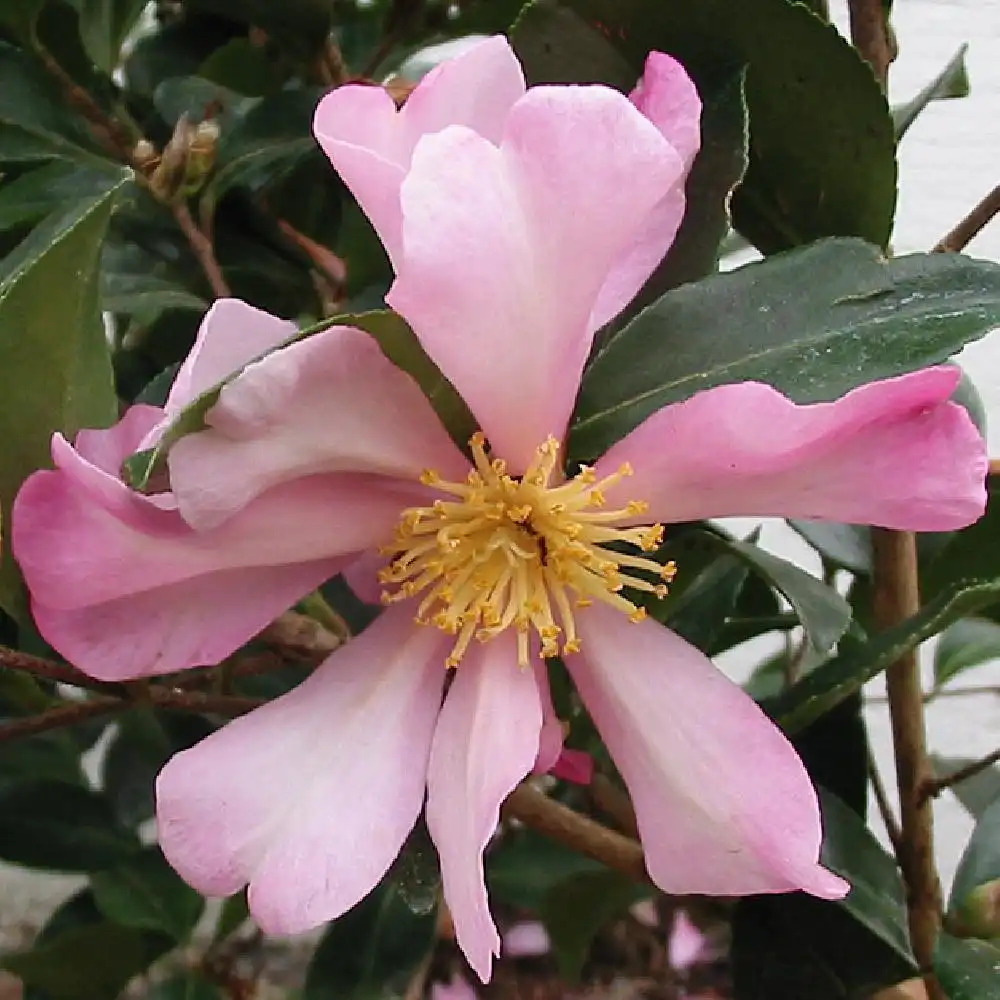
[732,790,916,999]
[893,45,970,139]
[933,617,1000,690]
[147,974,224,1000]
[612,68,748,329]
[303,881,437,1000]
[0,162,123,231]
[723,538,852,653]
[186,0,331,57]
[768,577,1000,734]
[0,41,110,164]
[513,0,896,254]
[210,892,248,946]
[949,798,1000,912]
[0,0,47,43]
[390,819,440,917]
[932,754,1000,820]
[571,239,1000,459]
[78,0,148,73]
[788,521,872,576]
[935,935,1000,1000]
[0,171,128,615]
[3,922,169,1000]
[91,847,205,941]
[126,309,476,491]
[541,870,647,981]
[0,780,140,871]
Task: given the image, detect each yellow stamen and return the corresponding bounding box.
[381,435,676,668]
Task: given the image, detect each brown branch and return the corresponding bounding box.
[589,773,639,839]
[871,529,945,999]
[172,201,231,298]
[0,647,121,694]
[0,698,122,742]
[934,184,1000,254]
[925,747,1000,799]
[847,0,893,88]
[149,689,264,716]
[503,784,649,885]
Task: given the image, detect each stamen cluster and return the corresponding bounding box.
[380,434,676,668]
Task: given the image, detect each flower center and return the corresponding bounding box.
[379,433,677,668]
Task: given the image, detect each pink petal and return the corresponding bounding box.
[669,910,708,971]
[503,920,550,958]
[597,368,987,531]
[550,749,595,786]
[166,299,296,412]
[532,660,564,776]
[426,635,541,982]
[14,422,411,677]
[313,36,525,265]
[568,603,848,899]
[157,605,447,932]
[388,86,685,472]
[588,53,701,331]
[342,549,386,605]
[168,325,469,530]
[74,404,165,474]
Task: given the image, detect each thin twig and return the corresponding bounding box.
[925,747,1000,799]
[847,0,893,87]
[0,698,122,742]
[173,201,231,298]
[871,529,945,999]
[150,690,264,715]
[589,773,640,839]
[0,647,121,694]
[869,745,903,853]
[503,784,649,885]
[933,184,1000,253]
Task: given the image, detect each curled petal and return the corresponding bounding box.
[389,86,684,471]
[168,325,469,531]
[598,368,987,531]
[157,605,447,931]
[426,635,541,982]
[532,660,564,776]
[569,604,848,900]
[313,35,525,264]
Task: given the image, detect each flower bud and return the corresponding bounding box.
[949,878,1000,939]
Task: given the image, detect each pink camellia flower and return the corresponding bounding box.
[12,36,988,984]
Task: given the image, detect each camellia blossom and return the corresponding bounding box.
[12,36,988,984]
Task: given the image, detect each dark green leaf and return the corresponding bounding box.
[78,0,148,73]
[949,797,1000,912]
[0,169,129,616]
[3,923,169,1000]
[0,0,47,41]
[0,162,124,231]
[0,41,110,164]
[513,0,896,254]
[732,790,915,999]
[303,881,437,1000]
[0,780,139,871]
[933,617,1000,690]
[571,239,1000,459]
[935,935,1000,1000]
[186,0,331,57]
[789,521,872,576]
[723,539,852,653]
[768,577,1000,734]
[541,870,647,981]
[147,974,224,1000]
[893,45,970,139]
[91,846,205,941]
[198,38,286,96]
[390,819,440,917]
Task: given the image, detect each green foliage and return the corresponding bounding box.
[933,617,1000,690]
[893,45,970,139]
[571,239,1000,459]
[935,935,1000,999]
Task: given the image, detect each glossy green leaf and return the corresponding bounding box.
[303,881,437,1000]
[949,798,1000,912]
[3,922,169,1000]
[935,935,1000,1000]
[0,162,123,231]
[541,870,648,981]
[933,617,1000,690]
[126,309,476,491]
[571,239,1000,459]
[513,0,896,254]
[0,780,140,871]
[0,41,110,164]
[788,520,872,576]
[78,0,148,72]
[0,170,128,616]
[186,0,331,57]
[732,789,916,998]
[91,847,205,941]
[391,819,440,917]
[893,45,970,139]
[768,577,1000,734]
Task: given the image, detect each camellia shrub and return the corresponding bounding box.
[0,1,998,997]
